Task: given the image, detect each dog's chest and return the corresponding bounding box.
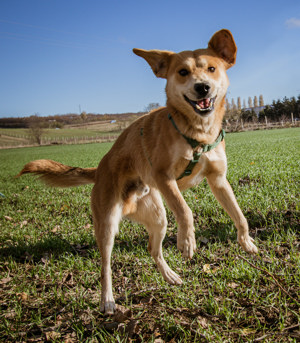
[177,148,226,190]
[180,160,205,188]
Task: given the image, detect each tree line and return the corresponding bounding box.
[0,111,145,129]
[1,95,299,130]
[226,95,264,112]
[259,95,300,122]
[225,94,300,123]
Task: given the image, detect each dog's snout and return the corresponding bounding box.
[194,83,210,98]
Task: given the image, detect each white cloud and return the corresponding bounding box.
[286,17,300,28]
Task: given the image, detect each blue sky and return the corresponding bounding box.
[0,0,300,117]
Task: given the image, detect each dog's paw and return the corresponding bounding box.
[100,299,116,315]
[238,235,258,254]
[161,266,183,285]
[177,232,196,259]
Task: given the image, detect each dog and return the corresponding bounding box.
[18,29,258,315]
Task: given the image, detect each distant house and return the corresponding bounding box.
[244,106,266,116]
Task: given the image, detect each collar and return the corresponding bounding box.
[168,113,225,152]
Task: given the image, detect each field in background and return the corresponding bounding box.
[0,126,122,148]
[1,114,299,148]
[0,128,299,342]
[0,113,142,148]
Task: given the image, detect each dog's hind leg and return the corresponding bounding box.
[128,188,182,285]
[91,186,122,315]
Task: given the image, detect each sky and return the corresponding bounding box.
[0,0,300,118]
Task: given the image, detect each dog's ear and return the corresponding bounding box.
[133,48,174,78]
[208,29,237,68]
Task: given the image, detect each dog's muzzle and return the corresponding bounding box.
[184,95,216,116]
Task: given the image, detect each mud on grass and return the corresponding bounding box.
[0,128,300,342]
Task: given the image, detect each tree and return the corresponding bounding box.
[243,99,246,109]
[80,111,87,121]
[231,98,237,111]
[259,95,300,122]
[226,98,230,111]
[248,97,253,108]
[28,114,46,145]
[144,103,161,112]
[241,109,257,122]
[254,96,258,107]
[225,98,240,121]
[259,94,264,107]
[237,97,242,110]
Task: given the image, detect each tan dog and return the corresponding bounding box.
[18,29,258,315]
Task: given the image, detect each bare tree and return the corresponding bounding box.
[248,97,253,108]
[144,103,161,112]
[237,97,242,110]
[225,98,240,122]
[80,111,87,121]
[231,98,237,111]
[226,98,230,111]
[28,114,46,145]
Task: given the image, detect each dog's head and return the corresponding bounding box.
[133,29,236,122]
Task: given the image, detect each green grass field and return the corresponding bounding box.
[0,128,299,342]
[0,128,122,148]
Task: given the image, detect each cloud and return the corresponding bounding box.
[286,17,300,28]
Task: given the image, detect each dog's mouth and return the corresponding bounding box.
[184,95,216,115]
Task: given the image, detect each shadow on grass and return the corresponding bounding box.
[0,230,149,264]
[245,208,299,239]
[0,235,98,263]
[1,207,298,264]
[193,207,299,241]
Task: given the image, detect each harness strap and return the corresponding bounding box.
[167,114,225,180]
[168,114,199,148]
[140,115,225,180]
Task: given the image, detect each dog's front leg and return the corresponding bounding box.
[206,174,258,254]
[154,174,196,259]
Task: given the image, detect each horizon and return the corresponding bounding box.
[1,93,299,120]
[1,0,300,118]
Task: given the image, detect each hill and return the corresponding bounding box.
[0,112,145,129]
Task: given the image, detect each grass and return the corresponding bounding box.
[0,128,121,138]
[0,128,122,148]
[0,128,299,342]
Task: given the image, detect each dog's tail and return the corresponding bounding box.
[17,159,96,187]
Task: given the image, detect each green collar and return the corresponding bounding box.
[168,114,225,179]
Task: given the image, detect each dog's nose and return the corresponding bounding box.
[194,83,210,98]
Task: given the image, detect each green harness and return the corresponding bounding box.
[168,114,226,180]
[140,114,225,180]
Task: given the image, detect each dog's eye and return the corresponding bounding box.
[178,69,189,76]
[208,67,216,73]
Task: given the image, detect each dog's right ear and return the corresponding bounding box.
[133,48,174,79]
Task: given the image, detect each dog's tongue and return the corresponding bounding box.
[197,98,210,109]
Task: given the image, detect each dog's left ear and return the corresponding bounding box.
[208,29,237,68]
[133,48,174,79]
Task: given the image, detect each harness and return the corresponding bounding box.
[140,114,225,180]
[168,114,225,179]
